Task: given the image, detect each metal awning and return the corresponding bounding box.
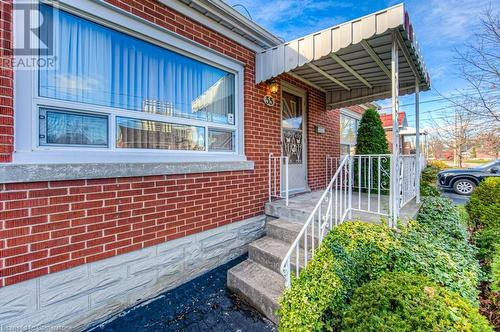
[255,3,430,109]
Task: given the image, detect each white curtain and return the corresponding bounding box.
[38,4,235,124]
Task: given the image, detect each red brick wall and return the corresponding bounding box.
[0,0,336,287]
[0,0,13,163]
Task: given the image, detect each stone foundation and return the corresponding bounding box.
[0,215,265,331]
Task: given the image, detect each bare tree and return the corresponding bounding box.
[442,6,500,128]
[431,107,479,167]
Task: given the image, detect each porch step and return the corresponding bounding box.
[266,218,319,249]
[265,202,312,223]
[227,259,285,324]
[248,236,309,274]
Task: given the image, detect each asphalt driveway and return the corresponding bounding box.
[439,189,470,205]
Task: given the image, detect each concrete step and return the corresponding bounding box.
[227,259,285,324]
[266,218,319,248]
[265,202,311,223]
[248,236,310,275]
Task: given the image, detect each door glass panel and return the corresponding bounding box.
[282,91,303,164]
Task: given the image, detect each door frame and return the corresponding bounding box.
[280,81,309,194]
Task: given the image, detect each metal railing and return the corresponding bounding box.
[351,154,392,216]
[280,156,351,287]
[269,153,289,206]
[325,155,340,186]
[399,154,417,208]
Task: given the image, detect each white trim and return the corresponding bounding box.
[13,0,246,164]
[164,0,281,52]
[340,108,362,120]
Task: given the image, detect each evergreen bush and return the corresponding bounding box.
[355,109,389,155]
[354,109,389,193]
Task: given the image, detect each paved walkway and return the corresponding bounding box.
[87,255,276,332]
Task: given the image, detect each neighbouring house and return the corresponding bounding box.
[379,111,428,155]
[380,111,408,152]
[0,0,429,329]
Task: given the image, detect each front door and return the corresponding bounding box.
[281,88,308,194]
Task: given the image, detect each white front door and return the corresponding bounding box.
[281,87,308,194]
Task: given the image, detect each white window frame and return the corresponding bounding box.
[13,0,245,164]
[340,108,362,155]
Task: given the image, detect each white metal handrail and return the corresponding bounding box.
[399,154,417,208]
[269,153,289,206]
[281,156,351,287]
[351,154,392,216]
[325,155,340,186]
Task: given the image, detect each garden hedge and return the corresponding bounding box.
[393,197,480,304]
[278,222,398,331]
[420,162,443,198]
[278,197,485,331]
[342,272,493,332]
[466,178,500,275]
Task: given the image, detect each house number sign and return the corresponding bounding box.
[263,95,275,107]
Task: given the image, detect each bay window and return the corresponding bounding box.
[14,3,244,163]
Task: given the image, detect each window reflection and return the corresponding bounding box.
[340,113,359,145]
[116,117,205,151]
[41,109,108,146]
[208,129,235,151]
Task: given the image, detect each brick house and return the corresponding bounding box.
[380,112,428,155]
[0,0,429,328]
[380,111,408,152]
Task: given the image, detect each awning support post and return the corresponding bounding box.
[415,78,421,204]
[390,34,400,228]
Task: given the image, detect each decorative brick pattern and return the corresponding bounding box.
[0,0,339,287]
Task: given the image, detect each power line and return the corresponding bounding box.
[379,90,500,110]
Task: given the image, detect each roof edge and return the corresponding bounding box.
[165,0,282,51]
[205,0,283,46]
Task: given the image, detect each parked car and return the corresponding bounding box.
[437,160,500,195]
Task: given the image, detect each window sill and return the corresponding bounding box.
[0,160,255,184]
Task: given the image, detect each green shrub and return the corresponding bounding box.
[394,223,480,304]
[416,197,469,241]
[279,198,484,330]
[428,159,448,170]
[420,181,440,197]
[421,165,441,185]
[473,209,500,267]
[355,109,389,155]
[394,197,480,304]
[466,177,500,227]
[492,248,500,293]
[324,221,398,284]
[278,222,398,331]
[456,205,471,227]
[278,243,348,332]
[466,178,500,276]
[342,272,493,332]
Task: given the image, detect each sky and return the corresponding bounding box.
[225,0,495,130]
